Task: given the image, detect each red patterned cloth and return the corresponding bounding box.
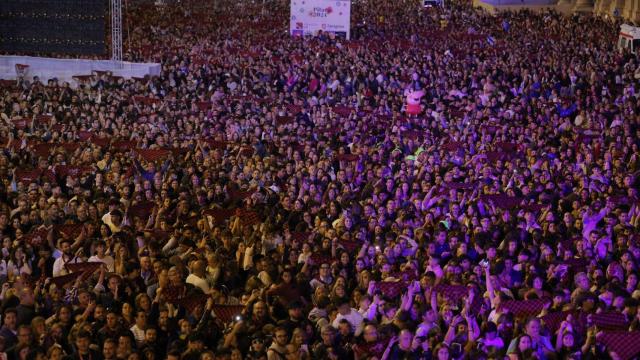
[145,229,170,242]
[31,143,53,158]
[502,299,546,317]
[35,114,52,125]
[77,131,92,141]
[290,232,312,243]
[376,281,406,299]
[229,189,255,201]
[202,208,235,225]
[212,305,245,324]
[133,96,162,105]
[354,339,389,359]
[434,284,468,301]
[51,271,85,288]
[391,269,419,282]
[162,285,186,303]
[236,209,261,227]
[309,252,333,265]
[276,116,294,125]
[339,240,361,253]
[599,331,640,360]
[336,153,359,162]
[54,223,84,239]
[444,182,475,190]
[128,202,155,220]
[58,143,81,153]
[65,262,102,275]
[135,149,171,162]
[402,130,421,140]
[480,194,522,209]
[441,141,463,151]
[111,140,137,151]
[20,227,48,246]
[332,105,354,117]
[55,165,92,178]
[204,140,227,150]
[520,202,546,212]
[177,293,209,314]
[541,310,574,333]
[12,118,28,129]
[495,142,518,152]
[196,101,211,111]
[90,136,110,148]
[592,312,629,330]
[14,169,42,183]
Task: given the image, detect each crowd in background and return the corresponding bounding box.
[1,0,639,359]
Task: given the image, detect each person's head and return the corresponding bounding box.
[135,311,147,328]
[47,345,64,360]
[188,333,205,351]
[291,327,305,346]
[75,330,91,353]
[59,239,72,256]
[106,310,119,328]
[335,297,351,315]
[363,324,378,342]
[524,317,541,338]
[144,327,157,344]
[103,338,117,359]
[562,331,575,348]
[3,308,17,329]
[19,287,35,306]
[166,350,181,360]
[518,334,532,352]
[484,321,497,340]
[337,319,351,336]
[320,325,336,345]
[398,329,413,350]
[253,301,267,318]
[273,327,289,347]
[251,333,265,352]
[16,324,31,345]
[434,343,450,360]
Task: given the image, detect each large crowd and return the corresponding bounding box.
[0,0,639,359]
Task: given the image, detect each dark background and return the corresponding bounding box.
[0,0,107,56]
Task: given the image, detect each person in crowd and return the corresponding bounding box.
[0,0,638,359]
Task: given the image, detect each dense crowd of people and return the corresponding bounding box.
[0,0,639,359]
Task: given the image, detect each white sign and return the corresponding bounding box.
[290,0,351,40]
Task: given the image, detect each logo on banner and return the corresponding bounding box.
[308,7,332,17]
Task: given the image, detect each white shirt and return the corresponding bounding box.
[52,256,82,277]
[186,274,210,293]
[332,308,364,336]
[87,256,114,272]
[130,324,145,347]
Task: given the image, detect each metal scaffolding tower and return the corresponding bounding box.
[110,0,123,67]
